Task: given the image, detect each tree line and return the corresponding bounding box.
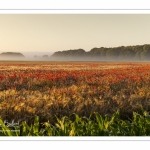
[51,44,150,61]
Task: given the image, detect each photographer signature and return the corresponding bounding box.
[0,120,19,127]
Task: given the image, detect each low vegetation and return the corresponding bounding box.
[1,110,150,136]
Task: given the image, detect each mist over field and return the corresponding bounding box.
[0,55,146,62]
[49,56,147,62]
[1,44,150,62]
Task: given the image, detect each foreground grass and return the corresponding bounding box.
[0,110,150,136]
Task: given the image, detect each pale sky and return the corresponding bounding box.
[0,14,150,56]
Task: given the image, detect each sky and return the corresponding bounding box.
[0,14,150,57]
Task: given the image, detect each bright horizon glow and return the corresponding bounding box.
[0,14,150,54]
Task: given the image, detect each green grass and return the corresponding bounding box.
[0,110,150,136]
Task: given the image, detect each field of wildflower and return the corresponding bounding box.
[1,61,150,136]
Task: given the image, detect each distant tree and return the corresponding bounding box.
[0,52,25,57]
[140,45,150,60]
[106,48,117,60]
[42,55,49,58]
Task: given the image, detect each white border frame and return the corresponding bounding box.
[0,2,150,146]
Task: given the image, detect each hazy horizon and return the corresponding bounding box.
[0,14,150,54]
[21,52,54,58]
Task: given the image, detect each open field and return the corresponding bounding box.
[0,61,150,128]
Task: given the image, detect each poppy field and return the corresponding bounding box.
[0,61,150,136]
